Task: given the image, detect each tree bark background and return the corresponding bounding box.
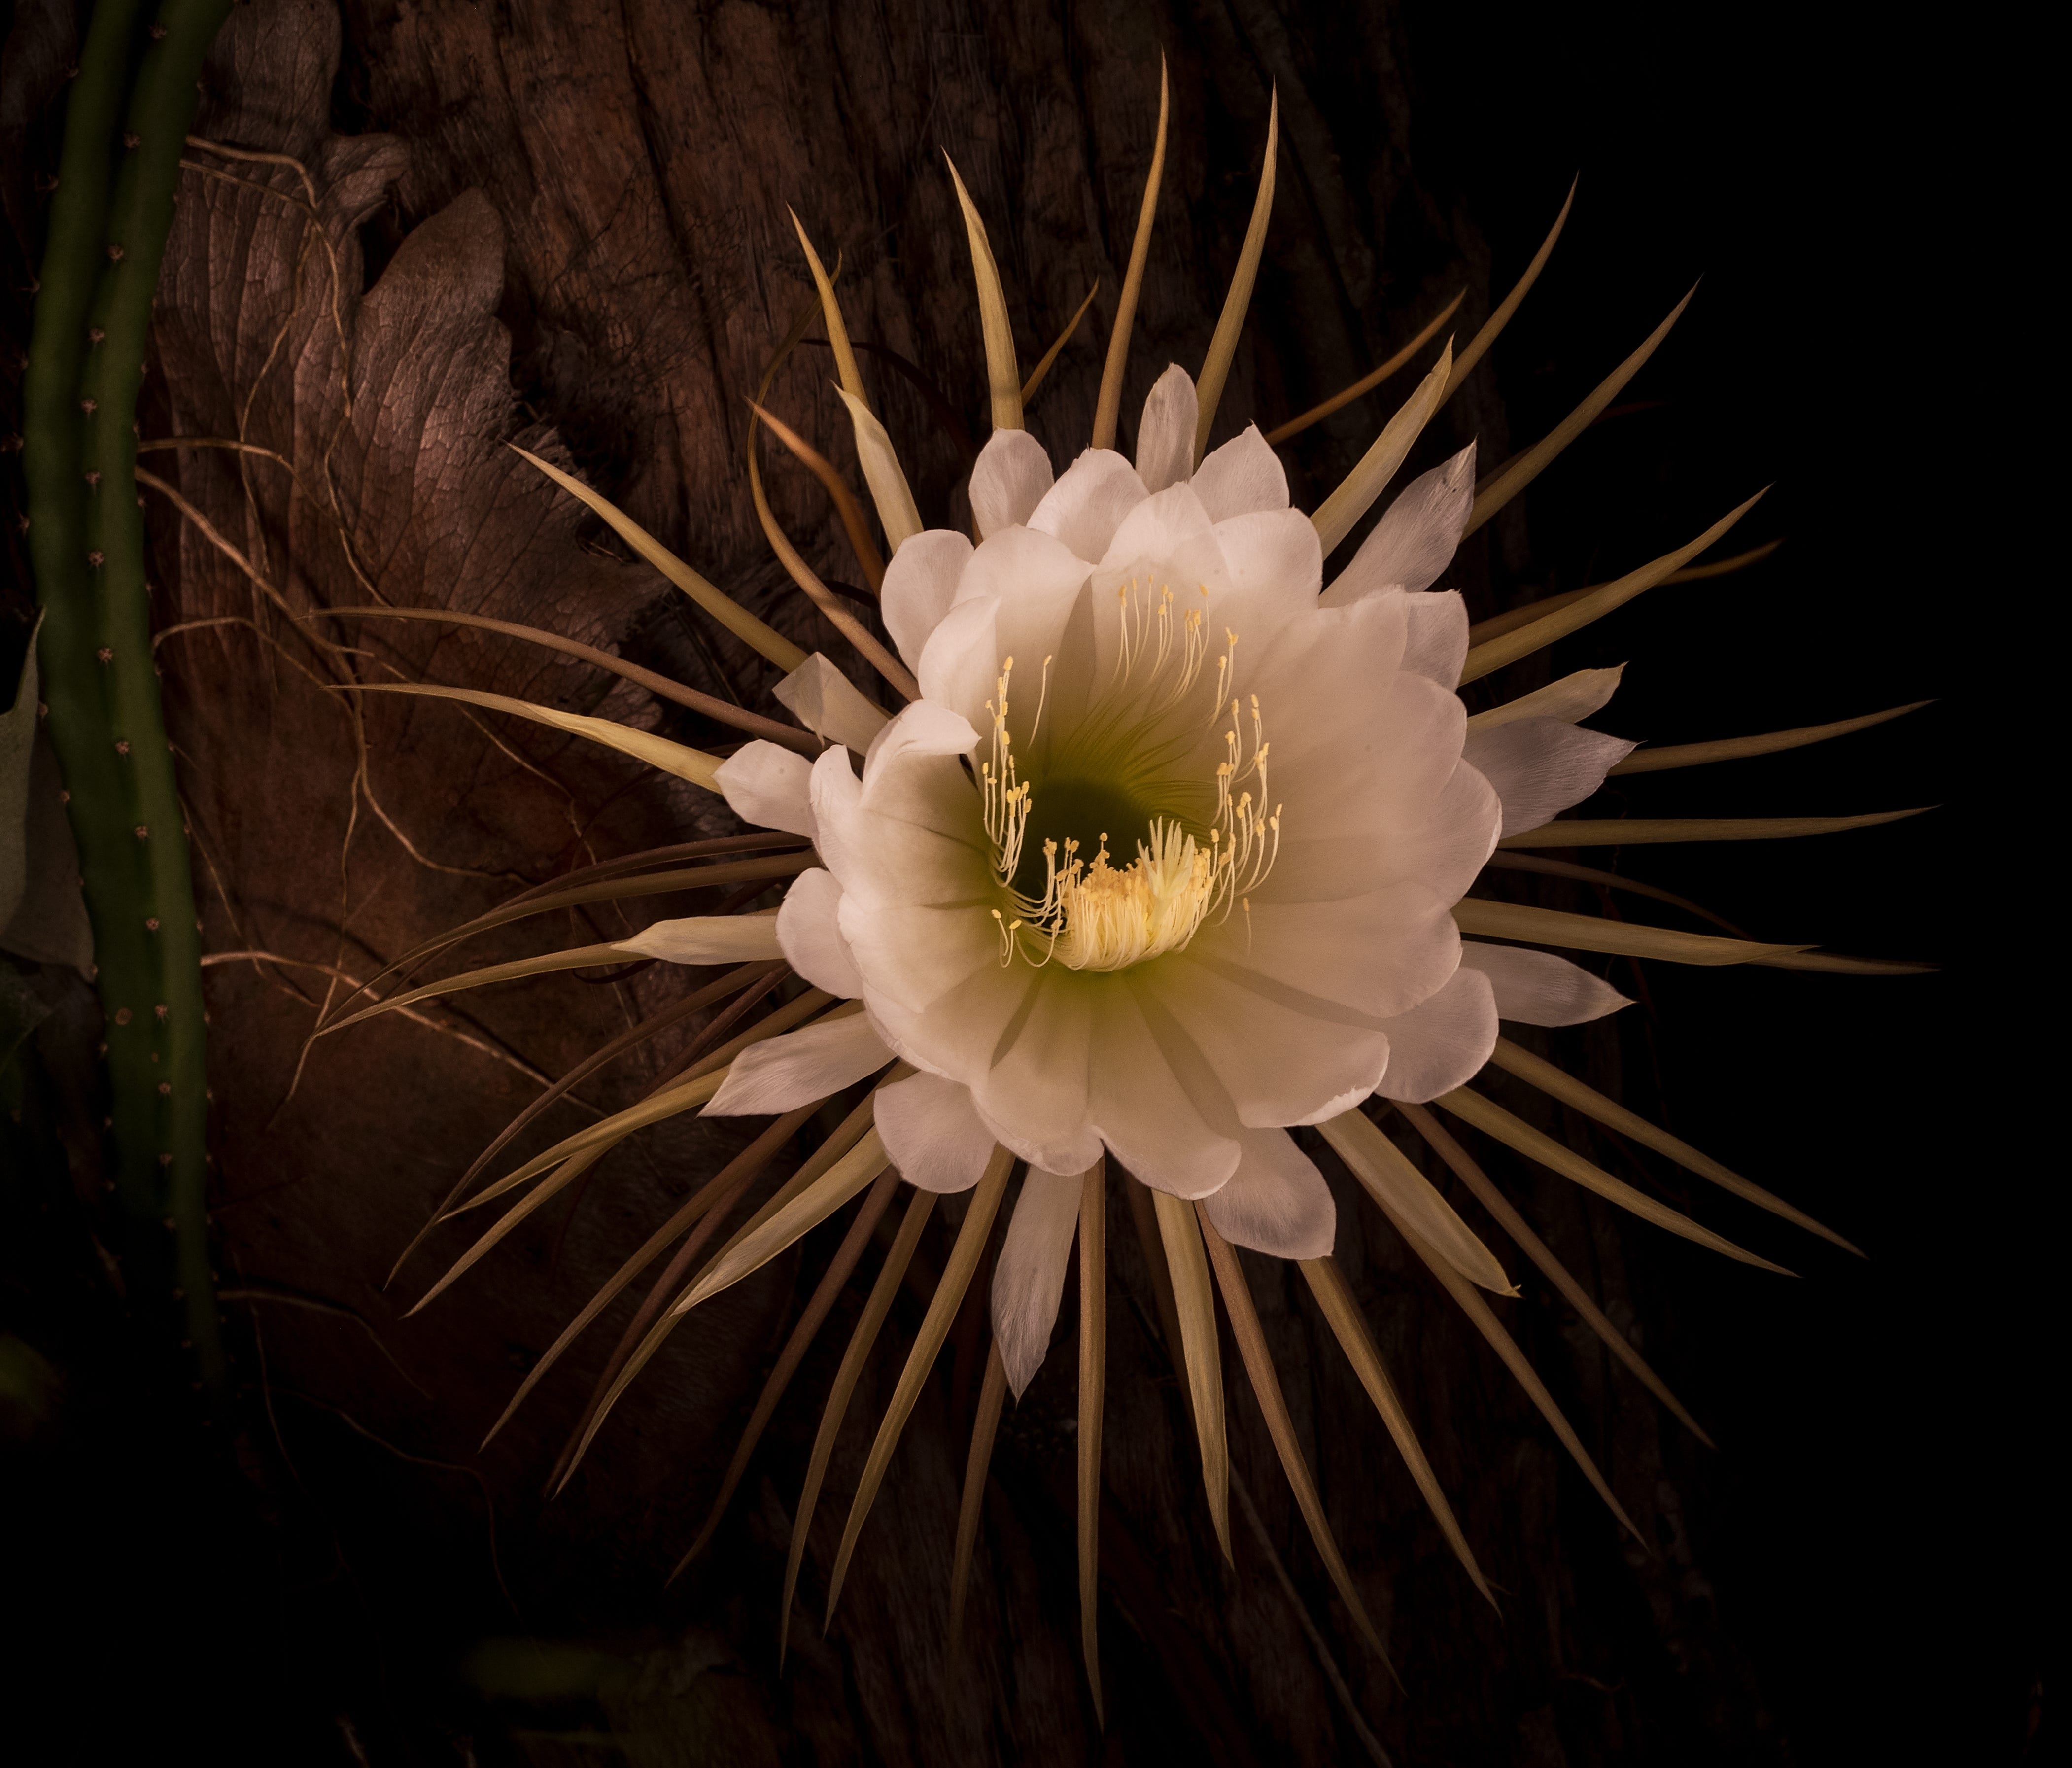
[0,2,2037,1766]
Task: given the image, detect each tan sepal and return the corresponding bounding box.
[950,1339,1009,1638]
[567,1091,891,1490]
[1381,1201,1644,1543]
[1022,284,1099,405]
[1499,807,1935,848]
[1394,1101,1716,1444]
[409,1143,613,1321]
[449,991,835,1218]
[319,605,818,751]
[788,209,864,399]
[1078,1159,1108,1721]
[1200,1210,1391,1666]
[1298,1256,1493,1604]
[346,680,724,793]
[675,1118,889,1319]
[1468,539,1782,646]
[746,402,886,590]
[1310,337,1453,555]
[1450,895,1806,966]
[679,1165,904,1575]
[1465,665,1626,734]
[1435,1086,1796,1275]
[775,652,893,751]
[1318,1107,1514,1292]
[386,967,772,1291]
[944,154,1024,432]
[781,1188,934,1668]
[1443,176,1576,400]
[1091,57,1169,451]
[318,940,632,1037]
[511,444,806,672]
[684,1073,894,1294]
[1152,1187,1231,1563]
[1193,90,1278,465]
[1451,897,1806,965]
[825,1147,1015,1625]
[550,1105,824,1493]
[831,384,926,557]
[1486,1039,1862,1253]
[1610,699,1932,775]
[1263,289,1462,446]
[1464,283,1696,537]
[1751,951,1938,974]
[1461,485,1766,680]
[750,432,920,695]
[334,850,810,1030]
[484,1136,821,1454]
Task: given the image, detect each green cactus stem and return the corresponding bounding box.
[26,0,234,1408]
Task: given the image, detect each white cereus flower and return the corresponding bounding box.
[708,362,1635,1396]
[350,81,1920,1692]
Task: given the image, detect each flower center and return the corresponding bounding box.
[980,578,1282,972]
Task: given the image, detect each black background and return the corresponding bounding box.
[1394,3,2048,1762]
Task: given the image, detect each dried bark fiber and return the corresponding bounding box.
[2,1,1781,1761]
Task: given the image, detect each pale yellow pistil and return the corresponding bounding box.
[982,579,1283,971]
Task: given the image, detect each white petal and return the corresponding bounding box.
[916,595,1000,728]
[1199,880,1460,1023]
[863,958,1035,1091]
[704,1010,893,1115]
[713,741,815,838]
[1145,957,1388,1131]
[1099,481,1215,570]
[1384,755,1503,906]
[773,653,889,752]
[776,870,864,998]
[880,529,973,671]
[956,523,1092,615]
[1028,448,1148,564]
[990,1167,1084,1395]
[874,1070,1000,1193]
[805,746,864,880]
[847,707,990,906]
[839,892,1000,1018]
[1085,987,1241,1199]
[860,698,981,778]
[1198,508,1321,621]
[1467,665,1625,734]
[1321,441,1477,604]
[618,912,782,966]
[1462,717,1638,837]
[965,974,1101,1175]
[832,385,923,552]
[969,428,1055,539]
[1191,423,1289,520]
[1400,589,1469,689]
[1234,596,1418,849]
[1135,363,1200,493]
[1458,941,1632,1025]
[1201,1128,1337,1259]
[1372,964,1499,1103]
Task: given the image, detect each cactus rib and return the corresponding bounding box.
[27,0,234,1407]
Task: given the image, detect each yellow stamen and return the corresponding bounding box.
[984,600,1284,971]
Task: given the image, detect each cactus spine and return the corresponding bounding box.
[24,0,234,1406]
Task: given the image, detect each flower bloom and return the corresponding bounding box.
[709,364,1633,1392]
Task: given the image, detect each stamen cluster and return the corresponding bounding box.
[982,578,1283,972]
